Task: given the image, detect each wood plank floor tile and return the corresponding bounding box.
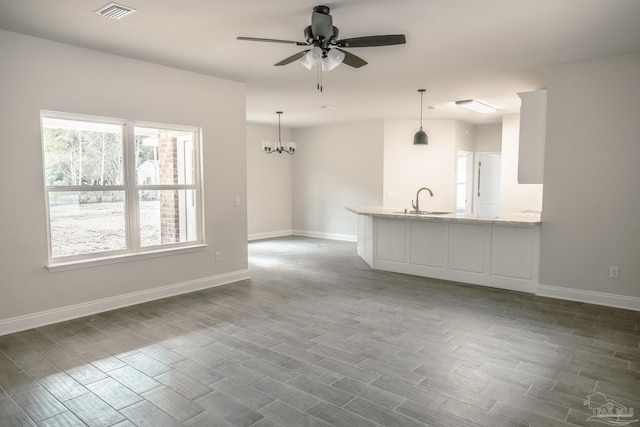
[193,390,264,426]
[153,369,212,401]
[64,392,125,427]
[253,377,321,411]
[119,400,182,427]
[343,397,428,427]
[107,365,161,394]
[210,378,274,411]
[1,236,639,426]
[10,386,67,423]
[259,400,332,427]
[305,401,378,427]
[86,377,143,410]
[142,385,204,422]
[37,410,86,427]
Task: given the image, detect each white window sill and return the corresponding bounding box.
[47,244,208,272]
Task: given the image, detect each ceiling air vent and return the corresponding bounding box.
[95,2,137,20]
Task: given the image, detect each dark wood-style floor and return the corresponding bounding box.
[1,236,639,426]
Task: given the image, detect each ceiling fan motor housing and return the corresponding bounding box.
[311,7,334,40]
[313,5,331,15]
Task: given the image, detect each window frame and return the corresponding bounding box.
[41,111,206,269]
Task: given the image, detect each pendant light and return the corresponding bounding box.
[413,89,428,145]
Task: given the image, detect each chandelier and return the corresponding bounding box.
[263,111,296,155]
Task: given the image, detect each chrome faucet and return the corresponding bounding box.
[411,187,433,213]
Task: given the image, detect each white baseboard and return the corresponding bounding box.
[536,285,640,311]
[0,270,250,337]
[293,229,357,242]
[248,230,293,241]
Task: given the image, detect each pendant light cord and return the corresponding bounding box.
[419,89,425,130]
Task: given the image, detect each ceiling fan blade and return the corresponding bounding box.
[336,48,368,68]
[275,50,309,66]
[335,34,406,48]
[237,36,307,46]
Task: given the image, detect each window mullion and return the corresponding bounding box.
[124,122,140,251]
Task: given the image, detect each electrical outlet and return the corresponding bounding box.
[234,196,241,206]
[215,252,221,262]
[610,266,619,279]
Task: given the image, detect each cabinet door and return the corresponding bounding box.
[357,215,375,267]
[491,225,534,279]
[449,223,488,273]
[376,218,407,263]
[410,220,448,267]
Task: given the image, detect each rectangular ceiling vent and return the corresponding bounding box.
[95,2,137,20]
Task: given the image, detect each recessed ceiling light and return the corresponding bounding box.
[455,99,497,114]
[321,105,337,110]
[95,2,137,20]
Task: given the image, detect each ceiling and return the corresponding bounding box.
[1,0,639,128]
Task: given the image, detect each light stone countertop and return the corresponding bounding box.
[346,206,541,226]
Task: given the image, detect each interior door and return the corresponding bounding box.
[456,151,474,213]
[474,152,501,216]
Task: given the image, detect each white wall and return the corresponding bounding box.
[246,123,293,240]
[0,30,248,333]
[540,53,640,300]
[475,123,502,152]
[292,121,383,240]
[454,121,476,153]
[383,119,458,212]
[500,114,544,215]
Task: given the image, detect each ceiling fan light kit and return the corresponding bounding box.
[300,47,322,70]
[414,89,428,145]
[321,49,345,71]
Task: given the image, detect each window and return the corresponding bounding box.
[41,111,204,265]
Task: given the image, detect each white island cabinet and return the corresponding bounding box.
[349,207,540,294]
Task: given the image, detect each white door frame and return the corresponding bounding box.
[456,150,474,213]
[473,151,501,216]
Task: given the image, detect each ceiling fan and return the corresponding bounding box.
[237,5,406,72]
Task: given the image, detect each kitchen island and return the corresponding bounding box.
[347,207,541,293]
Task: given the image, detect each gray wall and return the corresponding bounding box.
[540,52,640,299]
[246,123,293,240]
[0,30,248,332]
[292,121,384,240]
[383,119,459,212]
[475,123,502,152]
